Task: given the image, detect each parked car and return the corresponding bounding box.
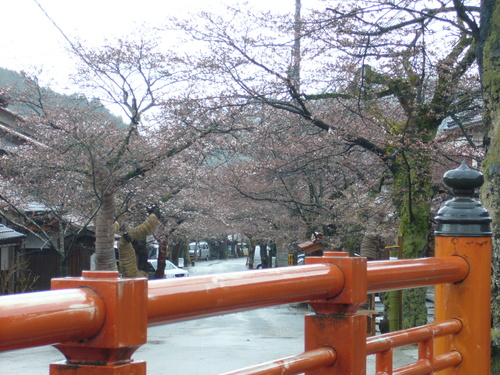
[147,259,190,279]
[189,241,210,261]
[297,253,306,265]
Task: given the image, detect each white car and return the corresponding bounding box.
[148,259,190,279]
[189,241,210,261]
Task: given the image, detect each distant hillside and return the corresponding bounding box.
[0,67,125,126]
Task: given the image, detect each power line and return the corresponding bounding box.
[32,0,78,52]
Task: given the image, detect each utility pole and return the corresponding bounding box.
[290,0,301,91]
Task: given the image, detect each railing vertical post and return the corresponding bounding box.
[434,163,492,375]
[304,252,367,375]
[49,271,148,375]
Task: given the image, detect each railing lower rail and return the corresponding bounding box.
[367,319,463,375]
[217,319,464,375]
[219,347,337,375]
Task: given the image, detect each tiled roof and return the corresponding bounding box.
[0,224,25,245]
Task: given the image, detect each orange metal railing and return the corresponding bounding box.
[0,251,488,374]
[366,319,463,374]
[366,256,469,292]
[0,288,105,351]
[148,262,344,324]
[0,164,493,375]
[0,253,478,374]
[219,347,337,375]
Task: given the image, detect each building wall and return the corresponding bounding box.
[25,248,60,291]
[0,246,10,271]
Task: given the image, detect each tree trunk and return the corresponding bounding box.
[260,242,270,268]
[393,153,433,328]
[59,220,68,276]
[478,0,500,370]
[170,240,183,266]
[219,237,227,260]
[247,239,255,269]
[154,240,168,279]
[94,192,117,270]
[132,238,149,274]
[117,214,158,278]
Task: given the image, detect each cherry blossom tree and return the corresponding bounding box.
[0,35,242,275]
[64,34,251,272]
[0,76,115,275]
[169,0,481,327]
[212,107,393,246]
[1,2,488,337]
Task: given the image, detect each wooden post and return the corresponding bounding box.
[434,163,492,375]
[305,252,367,375]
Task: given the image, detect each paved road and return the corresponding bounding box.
[0,257,421,374]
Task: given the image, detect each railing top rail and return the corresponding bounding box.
[366,256,469,293]
[0,288,105,351]
[1,255,470,352]
[147,263,344,324]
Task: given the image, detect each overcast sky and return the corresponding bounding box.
[1,0,303,92]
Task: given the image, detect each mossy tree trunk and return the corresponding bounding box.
[116,214,158,278]
[477,0,500,371]
[392,143,434,328]
[359,34,476,327]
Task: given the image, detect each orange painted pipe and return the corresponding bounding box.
[366,256,469,293]
[366,319,463,354]
[431,352,463,372]
[394,352,462,375]
[148,264,344,324]
[0,288,105,351]
[219,347,337,375]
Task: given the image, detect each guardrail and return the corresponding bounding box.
[0,163,492,375]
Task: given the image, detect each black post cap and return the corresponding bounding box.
[435,162,492,237]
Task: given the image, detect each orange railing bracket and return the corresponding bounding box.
[305,252,367,374]
[50,271,148,375]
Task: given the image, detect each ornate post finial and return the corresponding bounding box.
[435,162,492,236]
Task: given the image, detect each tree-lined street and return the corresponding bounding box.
[1,0,499,371]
